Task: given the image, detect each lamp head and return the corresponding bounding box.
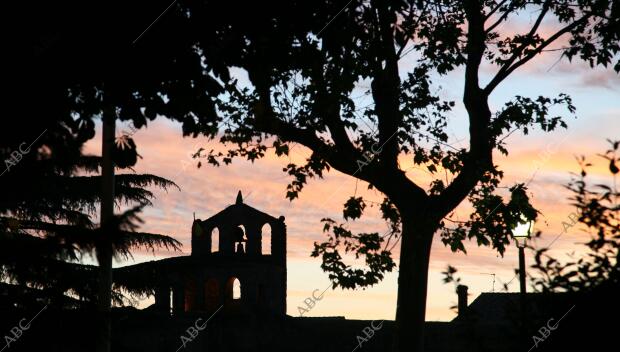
[512,216,533,248]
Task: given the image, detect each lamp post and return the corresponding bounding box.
[512,218,533,294]
[513,216,533,343]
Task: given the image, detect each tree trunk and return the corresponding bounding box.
[393,216,436,352]
[96,114,115,352]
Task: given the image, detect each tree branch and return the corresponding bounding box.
[485,0,509,21]
[247,64,380,186]
[436,0,493,216]
[395,2,429,58]
[306,50,358,156]
[372,0,402,169]
[485,0,518,34]
[485,14,590,93]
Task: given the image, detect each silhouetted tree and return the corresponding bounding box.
[167,1,618,351]
[11,1,619,351]
[532,139,619,292]
[0,121,181,311]
[12,2,223,350]
[523,139,619,352]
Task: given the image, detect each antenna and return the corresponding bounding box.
[193,212,195,220]
[480,273,496,292]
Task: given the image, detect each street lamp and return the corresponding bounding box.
[512,217,533,294]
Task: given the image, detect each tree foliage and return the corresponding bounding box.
[0,125,181,308]
[167,0,618,288]
[532,140,619,292]
[12,0,619,350]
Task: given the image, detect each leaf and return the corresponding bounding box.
[343,197,366,221]
[609,160,619,174]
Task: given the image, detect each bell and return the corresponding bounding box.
[236,242,245,254]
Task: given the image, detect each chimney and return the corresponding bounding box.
[456,284,468,317]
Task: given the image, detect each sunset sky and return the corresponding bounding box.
[84,15,619,321]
